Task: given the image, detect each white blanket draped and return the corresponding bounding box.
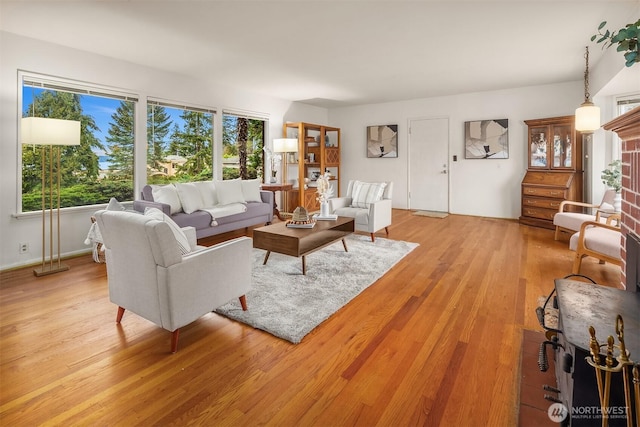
[201,203,247,226]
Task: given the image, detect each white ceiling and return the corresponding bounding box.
[1,0,638,108]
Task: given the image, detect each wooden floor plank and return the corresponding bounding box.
[0,211,624,425]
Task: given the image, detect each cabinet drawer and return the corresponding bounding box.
[522,186,567,199]
[522,197,561,210]
[521,206,556,220]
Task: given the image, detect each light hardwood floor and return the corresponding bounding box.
[0,211,624,426]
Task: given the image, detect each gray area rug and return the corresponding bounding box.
[215,235,419,344]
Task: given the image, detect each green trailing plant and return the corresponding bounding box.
[601,160,622,192]
[591,19,640,67]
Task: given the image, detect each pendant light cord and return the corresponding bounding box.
[583,46,591,103]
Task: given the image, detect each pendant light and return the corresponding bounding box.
[575,46,601,133]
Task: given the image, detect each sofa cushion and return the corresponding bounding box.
[151,184,183,214]
[193,181,218,207]
[350,181,387,209]
[144,207,191,255]
[216,179,245,205]
[175,182,204,214]
[241,179,262,203]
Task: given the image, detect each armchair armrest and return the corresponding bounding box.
[181,226,198,252]
[160,237,253,331]
[558,200,598,213]
[133,199,172,216]
[330,197,352,211]
[368,198,392,229]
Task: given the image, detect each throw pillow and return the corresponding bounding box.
[106,197,126,211]
[144,207,191,255]
[351,181,387,209]
[241,179,262,203]
[193,181,218,207]
[151,184,183,215]
[175,182,204,214]
[215,179,245,205]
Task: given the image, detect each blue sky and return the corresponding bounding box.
[23,88,186,158]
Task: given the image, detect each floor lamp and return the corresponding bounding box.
[273,138,298,184]
[21,117,81,276]
[273,138,298,213]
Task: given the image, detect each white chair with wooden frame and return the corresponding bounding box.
[569,213,622,274]
[553,189,616,241]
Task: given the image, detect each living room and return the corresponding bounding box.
[1,1,640,425]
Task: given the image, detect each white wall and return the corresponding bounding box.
[329,82,584,218]
[0,32,328,270]
[2,31,634,271]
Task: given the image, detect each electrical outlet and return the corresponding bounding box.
[19,242,29,254]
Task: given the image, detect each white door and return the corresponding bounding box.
[408,118,449,211]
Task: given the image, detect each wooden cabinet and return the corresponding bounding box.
[520,116,583,229]
[283,122,340,212]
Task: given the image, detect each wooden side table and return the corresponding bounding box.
[261,183,293,221]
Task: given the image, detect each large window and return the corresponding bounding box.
[19,74,268,213]
[222,112,265,180]
[21,74,137,212]
[147,100,215,184]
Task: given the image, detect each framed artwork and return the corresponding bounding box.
[464,119,509,159]
[367,124,398,158]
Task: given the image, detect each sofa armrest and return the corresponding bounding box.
[260,190,274,208]
[330,197,352,211]
[133,200,171,216]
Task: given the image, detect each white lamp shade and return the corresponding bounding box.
[273,138,298,153]
[575,102,601,133]
[21,117,81,146]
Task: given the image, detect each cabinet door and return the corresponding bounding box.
[529,126,548,168]
[551,124,573,169]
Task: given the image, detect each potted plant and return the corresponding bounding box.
[601,160,622,211]
[592,19,639,67]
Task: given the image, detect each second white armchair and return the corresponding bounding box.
[330,180,393,242]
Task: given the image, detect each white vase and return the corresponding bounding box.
[613,191,622,212]
[320,201,330,217]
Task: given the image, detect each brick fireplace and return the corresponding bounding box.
[603,106,640,291]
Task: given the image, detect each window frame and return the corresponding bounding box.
[17,71,140,216]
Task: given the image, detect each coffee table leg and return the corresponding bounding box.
[263,251,271,265]
[342,238,348,252]
[302,255,306,275]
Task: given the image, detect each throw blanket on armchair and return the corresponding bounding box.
[202,203,247,226]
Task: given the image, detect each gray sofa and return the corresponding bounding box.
[133,181,273,239]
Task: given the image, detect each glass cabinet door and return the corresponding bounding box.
[529,126,548,168]
[551,124,573,169]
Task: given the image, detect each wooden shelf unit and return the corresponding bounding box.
[283,122,340,212]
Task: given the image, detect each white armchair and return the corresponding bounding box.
[330,180,393,242]
[553,189,616,240]
[94,209,252,353]
[569,213,622,274]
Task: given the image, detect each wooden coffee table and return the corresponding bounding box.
[252,216,355,275]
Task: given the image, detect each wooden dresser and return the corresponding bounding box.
[519,116,583,229]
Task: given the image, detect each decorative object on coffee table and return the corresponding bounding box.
[315,172,337,219]
[286,206,315,228]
